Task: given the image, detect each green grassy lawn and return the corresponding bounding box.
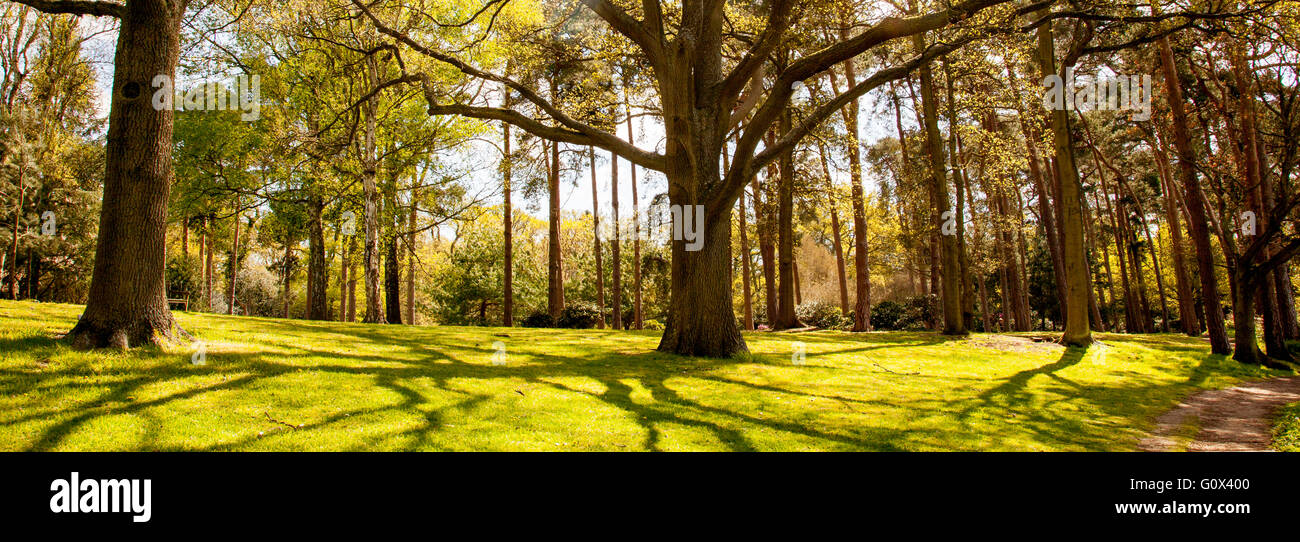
[0,300,1285,451]
[1274,403,1300,452]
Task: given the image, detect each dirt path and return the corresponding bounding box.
[1139,376,1300,452]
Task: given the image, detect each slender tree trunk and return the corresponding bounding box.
[1157,33,1230,353]
[913,32,964,336]
[839,60,872,332]
[9,163,23,300]
[625,97,643,330]
[339,232,348,322]
[362,56,383,324]
[228,200,241,316]
[818,143,850,317]
[204,218,213,311]
[502,121,514,327]
[738,188,755,330]
[282,241,292,318]
[1007,61,1069,326]
[773,109,802,330]
[384,172,402,325]
[65,0,185,348]
[610,149,623,330]
[308,198,327,320]
[589,147,606,329]
[406,194,417,325]
[1153,136,1200,335]
[944,59,975,330]
[1036,12,1091,345]
[754,166,777,326]
[547,136,564,320]
[347,234,358,322]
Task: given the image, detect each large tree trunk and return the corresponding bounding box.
[66,0,185,348]
[1157,34,1230,353]
[658,189,744,356]
[1036,13,1091,345]
[656,74,745,355]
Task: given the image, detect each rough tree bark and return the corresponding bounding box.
[45,0,187,348]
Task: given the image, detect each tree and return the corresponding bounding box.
[354,0,1041,355]
[13,0,189,348]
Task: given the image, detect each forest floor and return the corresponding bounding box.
[1138,376,1300,451]
[0,299,1290,452]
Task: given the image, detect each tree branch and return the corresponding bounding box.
[7,0,124,18]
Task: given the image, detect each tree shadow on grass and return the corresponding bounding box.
[6,318,1275,452]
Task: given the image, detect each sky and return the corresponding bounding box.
[75,15,907,228]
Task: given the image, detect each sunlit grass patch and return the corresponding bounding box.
[0,300,1285,452]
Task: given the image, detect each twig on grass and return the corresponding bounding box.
[874,363,920,376]
[264,411,302,430]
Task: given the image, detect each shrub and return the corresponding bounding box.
[643,319,665,331]
[870,300,906,330]
[901,294,940,330]
[557,302,603,329]
[521,310,554,328]
[796,301,848,330]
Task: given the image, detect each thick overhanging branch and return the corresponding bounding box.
[718,33,982,211]
[717,0,795,108]
[8,0,124,17]
[581,0,665,72]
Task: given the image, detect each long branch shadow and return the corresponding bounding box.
[7,308,1279,452]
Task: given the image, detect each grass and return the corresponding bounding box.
[1273,403,1300,452]
[0,299,1287,452]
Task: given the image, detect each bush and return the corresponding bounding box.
[870,300,906,330]
[901,294,940,330]
[521,310,554,328]
[557,302,603,329]
[796,301,849,330]
[643,319,665,331]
